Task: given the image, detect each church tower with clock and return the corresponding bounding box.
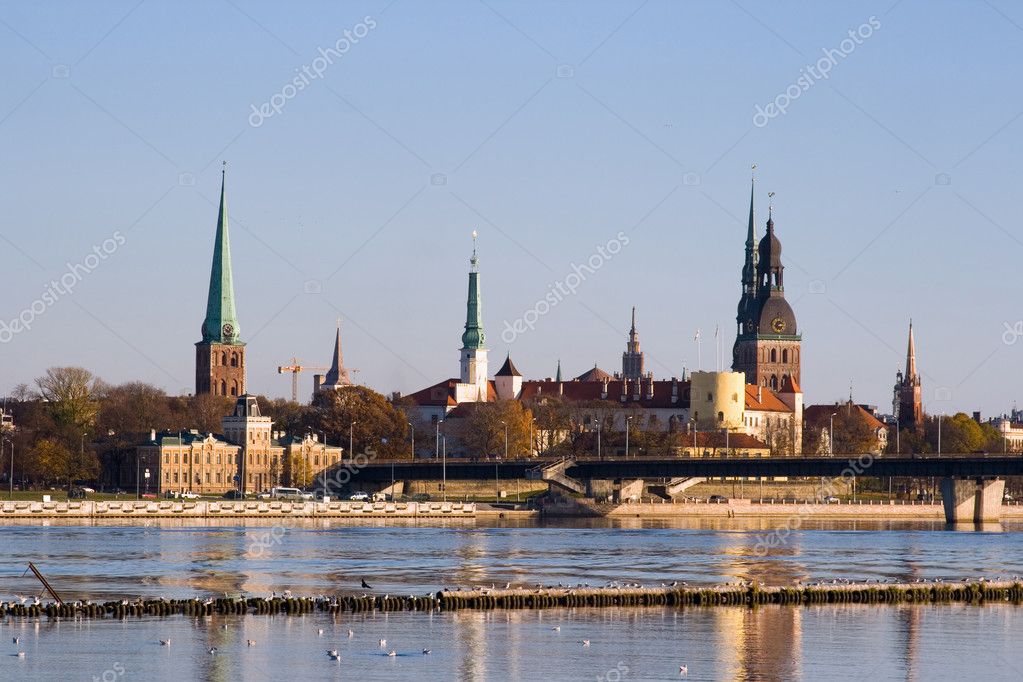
[195,166,246,397]
[731,179,801,390]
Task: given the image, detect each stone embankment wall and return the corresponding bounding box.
[0,500,475,519]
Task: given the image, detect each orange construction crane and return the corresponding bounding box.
[276,357,329,402]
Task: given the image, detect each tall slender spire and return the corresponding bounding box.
[742,165,758,293]
[461,230,485,349]
[905,320,917,379]
[622,307,644,380]
[324,318,350,386]
[555,359,562,383]
[201,164,241,344]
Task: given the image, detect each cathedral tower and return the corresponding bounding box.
[195,166,245,396]
[893,321,923,432]
[731,184,801,390]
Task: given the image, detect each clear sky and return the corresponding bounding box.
[1,0,1021,417]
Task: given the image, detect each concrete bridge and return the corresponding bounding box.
[333,454,1020,524]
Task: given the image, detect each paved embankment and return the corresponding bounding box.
[0,500,476,519]
[3,581,1022,619]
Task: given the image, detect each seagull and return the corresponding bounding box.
[16,652,25,658]
[379,639,387,647]
[552,626,561,632]
[317,629,324,636]
[680,664,688,676]
[422,648,432,655]
[159,639,171,646]
[361,579,372,589]
[504,582,511,589]
[387,650,397,657]
[582,640,590,647]
[347,629,354,638]
[246,640,256,647]
[12,637,20,644]
[208,647,218,655]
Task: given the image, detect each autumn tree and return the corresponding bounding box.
[35,367,101,441]
[312,386,408,459]
[31,437,98,489]
[459,400,532,457]
[524,395,573,456]
[188,394,234,434]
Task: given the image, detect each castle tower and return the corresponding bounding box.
[731,188,801,390]
[458,231,488,400]
[494,353,522,400]
[195,166,245,396]
[314,320,352,393]
[622,307,645,381]
[893,321,923,432]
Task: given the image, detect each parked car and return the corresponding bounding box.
[314,490,331,501]
[297,490,314,501]
[180,491,200,500]
[268,487,305,501]
[349,491,370,501]
[708,495,729,503]
[255,490,272,500]
[222,490,243,500]
[823,496,840,503]
[411,493,431,502]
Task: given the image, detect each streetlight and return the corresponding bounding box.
[442,433,447,502]
[529,417,535,457]
[2,436,12,500]
[408,422,415,462]
[435,419,443,459]
[625,416,632,459]
[593,415,602,460]
[829,413,837,456]
[500,421,508,459]
[349,421,358,462]
[937,414,943,455]
[690,417,697,455]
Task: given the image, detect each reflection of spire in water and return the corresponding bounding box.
[897,606,922,681]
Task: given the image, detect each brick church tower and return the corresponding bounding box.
[195,166,245,396]
[621,307,644,381]
[731,175,801,390]
[893,321,923,432]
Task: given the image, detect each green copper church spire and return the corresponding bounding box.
[460,230,485,349]
[201,164,242,344]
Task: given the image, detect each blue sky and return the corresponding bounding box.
[1,0,1021,416]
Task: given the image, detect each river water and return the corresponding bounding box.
[1,518,1021,681]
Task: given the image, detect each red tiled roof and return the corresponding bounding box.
[574,366,613,382]
[744,384,792,412]
[804,402,886,431]
[404,379,497,407]
[520,379,690,409]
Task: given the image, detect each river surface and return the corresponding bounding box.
[1,518,1022,680]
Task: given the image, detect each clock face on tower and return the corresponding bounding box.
[222,323,234,338]
[771,317,786,333]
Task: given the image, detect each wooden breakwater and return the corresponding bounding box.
[3,581,1023,619]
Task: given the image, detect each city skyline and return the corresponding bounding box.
[2,1,1022,415]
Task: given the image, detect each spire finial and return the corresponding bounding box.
[751,162,756,180]
[336,316,341,330]
[768,191,775,219]
[470,229,479,270]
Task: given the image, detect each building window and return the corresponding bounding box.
[782,349,789,363]
[220,380,227,395]
[173,473,179,483]
[770,349,777,363]
[718,411,724,423]
[231,353,238,367]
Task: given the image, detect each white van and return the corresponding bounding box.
[269,487,304,501]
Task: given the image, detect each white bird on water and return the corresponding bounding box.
[246,639,256,647]
[422,648,432,655]
[551,626,560,632]
[159,639,170,646]
[680,664,688,676]
[326,649,339,659]
[317,628,324,636]
[12,637,20,644]
[348,629,354,638]
[387,650,397,657]
[16,652,25,658]
[379,638,387,647]
[582,640,590,647]
[208,647,218,655]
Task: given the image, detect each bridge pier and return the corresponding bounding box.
[940,477,1004,524]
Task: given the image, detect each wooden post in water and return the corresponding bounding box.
[27,562,64,605]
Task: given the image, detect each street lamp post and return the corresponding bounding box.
[501,421,508,459]
[442,433,447,502]
[408,422,415,462]
[625,416,632,459]
[938,415,943,455]
[349,421,357,462]
[829,413,837,456]
[529,418,535,457]
[690,418,697,455]
[594,416,601,460]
